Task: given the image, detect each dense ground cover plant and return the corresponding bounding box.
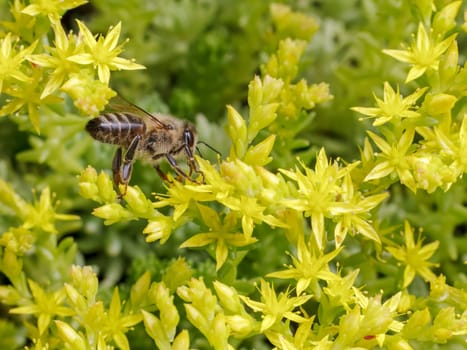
[0,1,466,349]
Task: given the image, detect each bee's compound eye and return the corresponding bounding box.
[184,129,194,147]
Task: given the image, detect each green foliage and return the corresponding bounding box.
[0,1,466,349]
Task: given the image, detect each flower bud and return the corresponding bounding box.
[55,320,86,350]
[70,265,98,302]
[124,186,153,218]
[143,216,173,243]
[244,135,276,166]
[97,171,117,203]
[227,105,247,158]
[248,76,263,109]
[92,203,134,225]
[432,1,462,36]
[172,330,190,350]
[213,281,242,314]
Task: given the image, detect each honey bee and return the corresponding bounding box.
[86,95,200,196]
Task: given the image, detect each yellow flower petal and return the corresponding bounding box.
[104,22,122,50]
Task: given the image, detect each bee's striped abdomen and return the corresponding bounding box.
[86,113,146,147]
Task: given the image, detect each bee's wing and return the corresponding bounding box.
[105,94,167,129]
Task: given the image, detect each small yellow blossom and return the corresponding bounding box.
[280,149,351,249]
[23,187,79,234]
[434,115,467,172]
[220,158,261,195]
[155,169,218,222]
[10,280,74,335]
[61,69,116,116]
[365,128,417,192]
[184,156,234,201]
[0,72,62,132]
[102,288,143,350]
[386,221,439,288]
[0,33,36,94]
[255,166,291,208]
[239,279,312,332]
[429,275,466,308]
[409,153,457,193]
[27,19,83,98]
[220,195,285,239]
[335,293,403,348]
[22,0,88,21]
[431,307,467,341]
[383,23,456,82]
[181,204,257,270]
[268,237,341,295]
[331,172,387,245]
[68,20,144,84]
[323,269,360,311]
[1,0,36,41]
[267,318,315,350]
[352,82,427,127]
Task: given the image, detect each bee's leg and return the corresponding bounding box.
[154,164,171,182]
[184,145,196,176]
[165,154,194,182]
[184,145,204,183]
[112,148,124,198]
[113,135,141,198]
[189,158,204,183]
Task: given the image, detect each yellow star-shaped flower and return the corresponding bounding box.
[68,20,144,83]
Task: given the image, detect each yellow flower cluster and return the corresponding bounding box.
[0,0,144,131]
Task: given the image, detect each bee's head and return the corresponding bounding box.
[182,122,197,161]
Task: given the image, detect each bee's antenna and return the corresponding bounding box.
[195,146,204,158]
[197,141,222,157]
